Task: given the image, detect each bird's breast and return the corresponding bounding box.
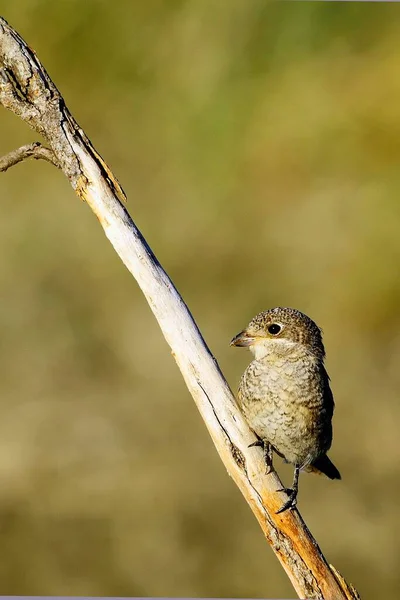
[238,357,332,464]
[238,356,329,430]
[239,356,319,402]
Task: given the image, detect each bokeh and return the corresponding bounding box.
[1,2,400,598]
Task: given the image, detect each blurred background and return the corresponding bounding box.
[1,1,400,598]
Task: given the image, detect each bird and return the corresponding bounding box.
[230,307,340,514]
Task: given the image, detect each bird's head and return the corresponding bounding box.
[230,307,325,361]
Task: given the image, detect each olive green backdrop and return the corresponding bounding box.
[1,2,399,599]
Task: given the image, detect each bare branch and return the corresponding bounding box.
[0,16,360,600]
[0,141,60,171]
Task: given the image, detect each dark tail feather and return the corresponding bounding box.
[307,454,341,480]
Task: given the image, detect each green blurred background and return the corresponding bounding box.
[1,1,400,598]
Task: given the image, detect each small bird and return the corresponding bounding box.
[231,307,340,514]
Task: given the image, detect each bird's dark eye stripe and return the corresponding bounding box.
[268,323,281,335]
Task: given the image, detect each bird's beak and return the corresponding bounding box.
[230,330,255,347]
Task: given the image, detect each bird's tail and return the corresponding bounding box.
[306,454,341,480]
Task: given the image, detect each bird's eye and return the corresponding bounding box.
[268,324,281,335]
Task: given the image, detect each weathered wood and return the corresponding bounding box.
[0,141,60,171]
[0,16,360,600]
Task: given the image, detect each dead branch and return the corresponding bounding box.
[0,141,60,171]
[0,16,360,600]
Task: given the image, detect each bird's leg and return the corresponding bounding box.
[248,436,274,474]
[263,442,274,474]
[276,465,300,514]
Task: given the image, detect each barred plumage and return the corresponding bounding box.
[231,307,340,514]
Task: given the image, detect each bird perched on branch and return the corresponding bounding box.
[231,307,340,514]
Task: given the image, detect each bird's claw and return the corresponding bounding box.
[248,439,274,474]
[248,440,264,449]
[276,487,293,495]
[276,489,298,514]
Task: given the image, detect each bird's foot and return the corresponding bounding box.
[276,487,293,495]
[264,443,274,474]
[276,488,298,514]
[264,447,274,474]
[248,438,274,475]
[248,440,263,449]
